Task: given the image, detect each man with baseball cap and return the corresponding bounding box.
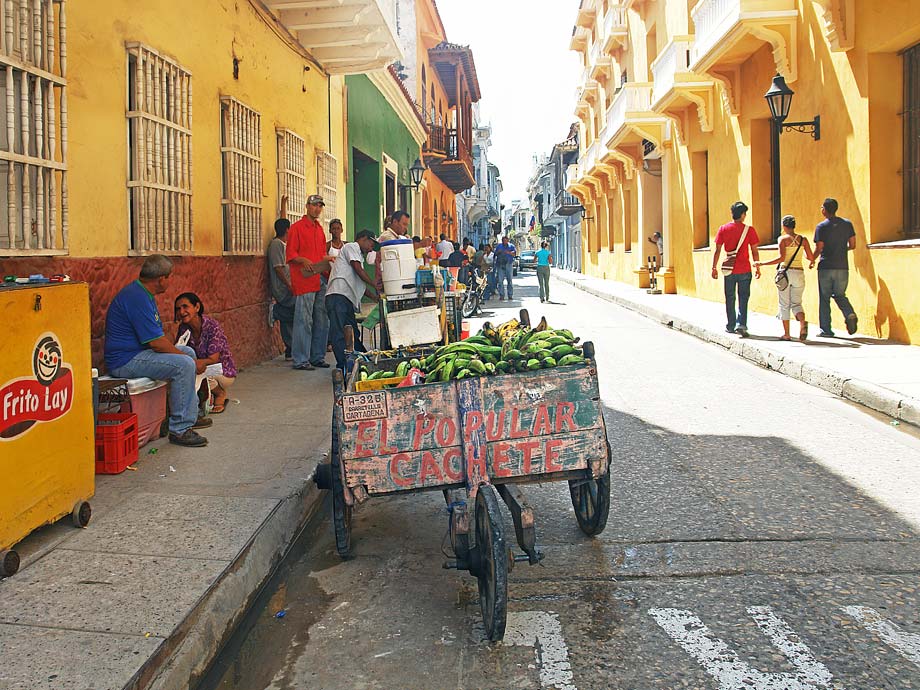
[286,194,334,370]
[326,229,379,369]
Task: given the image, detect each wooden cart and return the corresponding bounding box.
[315,312,611,641]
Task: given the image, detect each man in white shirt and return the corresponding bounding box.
[436,233,454,267]
[325,229,379,369]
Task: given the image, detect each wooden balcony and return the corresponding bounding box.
[651,37,715,132]
[423,126,475,194]
[689,0,799,81]
[264,0,402,74]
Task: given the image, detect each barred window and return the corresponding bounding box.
[127,43,192,254]
[276,128,305,216]
[316,150,337,226]
[220,96,262,254]
[0,0,68,255]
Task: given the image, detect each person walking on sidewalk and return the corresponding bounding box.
[286,194,333,370]
[326,229,379,370]
[494,235,517,301]
[536,241,553,303]
[754,215,816,341]
[268,211,295,360]
[814,197,858,337]
[105,255,211,447]
[711,201,761,337]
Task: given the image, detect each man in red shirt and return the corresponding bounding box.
[711,201,762,337]
[286,194,333,370]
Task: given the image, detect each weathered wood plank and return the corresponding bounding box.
[345,446,465,494]
[339,382,460,458]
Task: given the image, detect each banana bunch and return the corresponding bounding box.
[356,317,586,387]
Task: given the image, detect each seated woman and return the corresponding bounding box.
[174,292,238,413]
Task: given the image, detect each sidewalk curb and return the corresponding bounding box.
[139,466,327,690]
[555,272,919,428]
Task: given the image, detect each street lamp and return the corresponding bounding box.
[398,157,426,191]
[764,74,821,240]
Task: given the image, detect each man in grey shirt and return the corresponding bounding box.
[268,214,295,359]
[325,229,379,369]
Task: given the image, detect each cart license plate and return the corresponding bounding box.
[342,391,388,423]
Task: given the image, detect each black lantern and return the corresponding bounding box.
[764,74,821,241]
[764,74,794,123]
[408,158,425,189]
[399,158,426,191]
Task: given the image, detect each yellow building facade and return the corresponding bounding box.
[569,0,920,343]
[1,0,401,366]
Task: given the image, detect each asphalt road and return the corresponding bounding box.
[199,272,920,690]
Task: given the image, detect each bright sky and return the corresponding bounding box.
[435,0,581,205]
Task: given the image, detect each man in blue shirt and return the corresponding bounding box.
[535,241,553,303]
[105,255,210,447]
[813,198,858,337]
[493,236,517,301]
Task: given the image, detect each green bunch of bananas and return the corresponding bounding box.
[356,318,586,387]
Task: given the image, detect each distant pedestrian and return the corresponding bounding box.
[648,231,663,260]
[711,201,761,337]
[535,241,553,303]
[447,241,466,267]
[813,198,858,337]
[327,218,345,258]
[436,233,454,267]
[482,244,496,300]
[754,215,815,341]
[463,237,476,261]
[493,235,517,301]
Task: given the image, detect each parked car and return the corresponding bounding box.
[519,250,537,271]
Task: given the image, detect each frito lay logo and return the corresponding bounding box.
[0,333,74,440]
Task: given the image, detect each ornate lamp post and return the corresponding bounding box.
[764,74,821,240]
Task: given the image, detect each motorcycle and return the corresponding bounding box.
[460,264,488,318]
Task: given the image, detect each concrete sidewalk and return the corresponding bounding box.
[553,269,920,427]
[0,358,333,690]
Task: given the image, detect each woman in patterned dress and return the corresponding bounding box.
[174,293,238,413]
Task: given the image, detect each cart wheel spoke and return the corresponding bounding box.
[475,485,507,642]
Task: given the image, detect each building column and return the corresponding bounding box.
[632,171,650,288]
[658,147,677,293]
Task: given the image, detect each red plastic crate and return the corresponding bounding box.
[95,413,139,475]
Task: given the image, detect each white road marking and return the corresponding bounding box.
[503,611,577,690]
[648,607,843,690]
[844,605,920,668]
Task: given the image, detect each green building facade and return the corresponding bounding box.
[345,74,423,239]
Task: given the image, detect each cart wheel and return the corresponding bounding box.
[330,406,352,559]
[474,485,508,642]
[71,500,92,528]
[569,460,610,536]
[0,550,20,577]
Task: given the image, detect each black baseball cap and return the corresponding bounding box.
[355,229,379,249]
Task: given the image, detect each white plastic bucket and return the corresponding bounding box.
[380,239,417,298]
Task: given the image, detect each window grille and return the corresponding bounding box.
[127,43,192,253]
[0,0,68,254]
[276,128,305,216]
[220,96,262,254]
[905,42,920,237]
[316,150,337,226]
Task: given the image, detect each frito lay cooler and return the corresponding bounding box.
[0,282,94,576]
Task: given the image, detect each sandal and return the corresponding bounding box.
[799,323,808,341]
[779,335,792,341]
[211,403,226,414]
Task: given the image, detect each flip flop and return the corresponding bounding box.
[211,403,226,414]
[779,336,792,341]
